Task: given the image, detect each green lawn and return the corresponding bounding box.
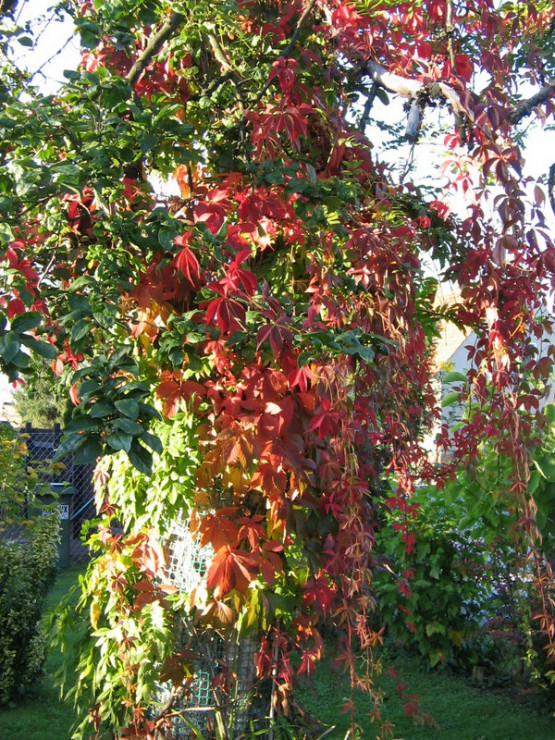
[0,567,553,740]
[298,652,554,739]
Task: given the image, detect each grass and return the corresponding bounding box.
[0,567,553,740]
[297,650,555,740]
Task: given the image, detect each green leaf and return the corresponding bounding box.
[138,403,162,421]
[426,621,446,637]
[128,440,152,475]
[68,275,92,292]
[107,431,133,453]
[55,433,85,459]
[375,86,390,105]
[77,379,100,401]
[0,337,20,364]
[74,435,103,465]
[114,398,140,420]
[10,312,42,333]
[71,319,91,343]
[158,226,177,250]
[441,392,460,408]
[120,380,148,394]
[75,18,101,49]
[534,454,555,482]
[185,331,204,344]
[141,431,163,455]
[108,345,133,371]
[544,404,555,425]
[113,417,143,436]
[305,162,317,185]
[18,334,57,359]
[64,415,100,433]
[11,350,31,369]
[442,371,468,384]
[90,400,116,418]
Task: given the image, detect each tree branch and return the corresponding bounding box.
[549,163,555,217]
[281,0,317,59]
[254,0,317,104]
[363,60,471,141]
[405,98,423,143]
[358,82,379,133]
[508,84,555,124]
[126,11,185,87]
[365,59,554,136]
[364,60,468,119]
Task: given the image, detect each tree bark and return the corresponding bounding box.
[508,84,555,124]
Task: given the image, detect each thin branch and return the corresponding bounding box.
[30,35,76,84]
[358,82,379,133]
[37,251,57,288]
[363,59,472,144]
[281,0,317,59]
[207,32,235,74]
[365,58,554,142]
[508,84,555,124]
[405,98,423,142]
[126,11,185,88]
[548,163,555,217]
[253,0,317,104]
[445,0,456,70]
[400,141,416,183]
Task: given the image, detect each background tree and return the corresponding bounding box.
[13,356,72,427]
[1,0,554,736]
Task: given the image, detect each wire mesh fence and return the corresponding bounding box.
[18,423,95,564]
[154,515,269,739]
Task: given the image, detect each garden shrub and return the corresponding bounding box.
[375,400,555,687]
[0,513,59,703]
[374,491,493,668]
[458,615,527,685]
[0,423,59,704]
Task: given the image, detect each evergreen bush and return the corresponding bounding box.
[0,518,59,704]
[0,424,59,704]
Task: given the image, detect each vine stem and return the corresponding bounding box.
[126,11,185,87]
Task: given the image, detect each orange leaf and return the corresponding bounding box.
[206,545,257,595]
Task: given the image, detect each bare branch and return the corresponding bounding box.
[281,0,318,59]
[358,82,379,133]
[364,59,554,139]
[126,11,184,88]
[508,84,555,124]
[364,60,469,121]
[405,98,423,142]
